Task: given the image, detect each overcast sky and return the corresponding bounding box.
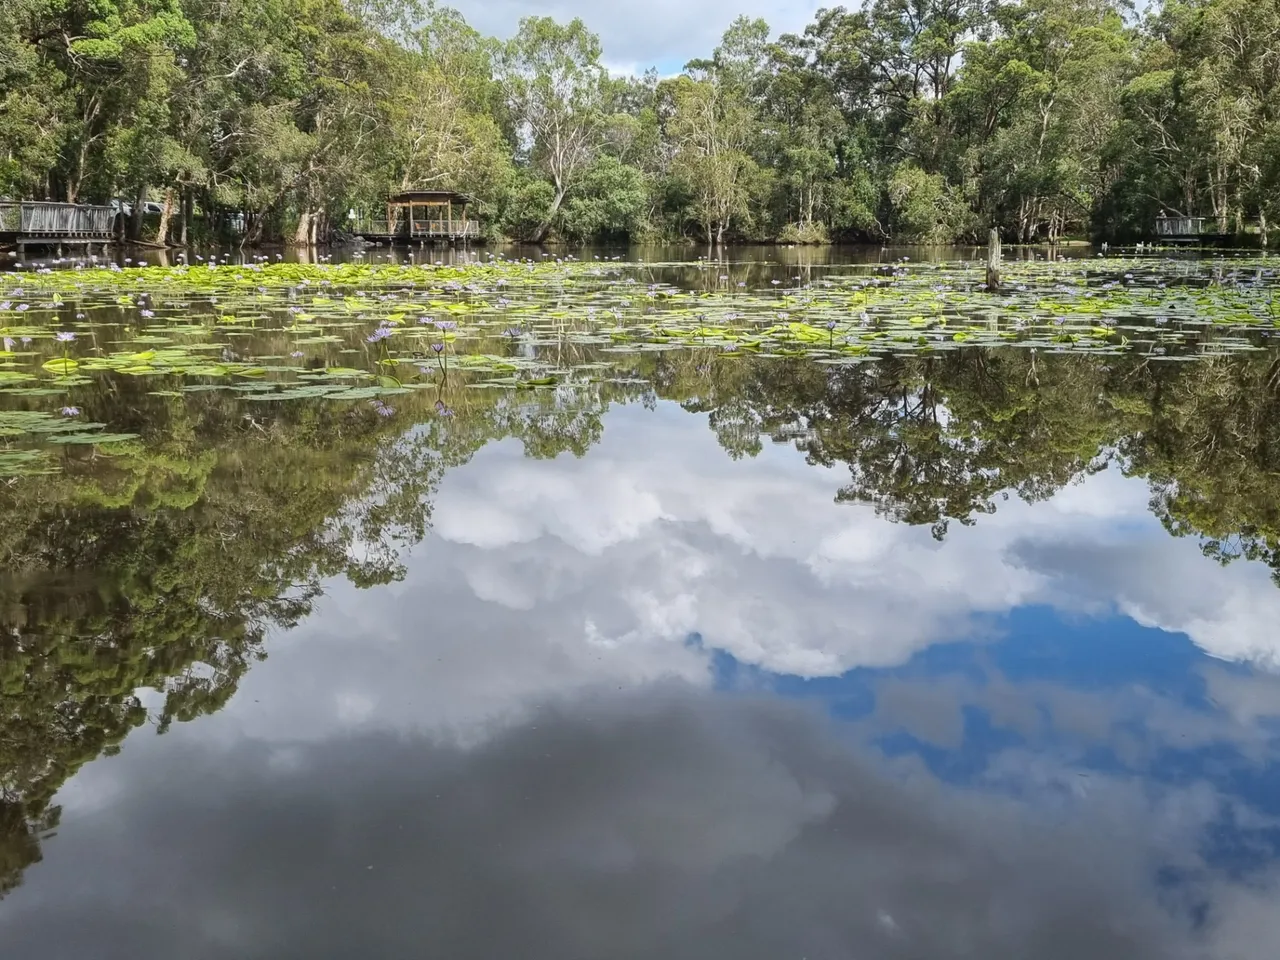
[448,0,826,74]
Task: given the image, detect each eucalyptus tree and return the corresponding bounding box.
[663,74,760,245]
[498,17,608,242]
[947,0,1134,240]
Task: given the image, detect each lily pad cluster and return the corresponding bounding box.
[2,252,1280,468]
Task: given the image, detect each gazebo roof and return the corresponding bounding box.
[388,190,475,205]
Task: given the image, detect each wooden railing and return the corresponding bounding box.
[1156,216,1210,237]
[410,219,479,238]
[353,218,479,239]
[0,202,115,237]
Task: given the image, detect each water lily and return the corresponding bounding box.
[55,331,76,342]
[60,406,80,417]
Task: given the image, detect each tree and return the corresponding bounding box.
[498,17,607,242]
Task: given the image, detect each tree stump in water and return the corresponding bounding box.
[986,228,1001,292]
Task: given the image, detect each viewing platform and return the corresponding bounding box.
[0,201,116,253]
[351,190,481,244]
[1154,214,1233,245]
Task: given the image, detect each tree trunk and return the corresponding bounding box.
[128,183,147,242]
[530,187,566,243]
[156,188,175,247]
[179,187,191,246]
[986,228,1002,292]
[1261,211,1269,249]
[295,209,313,247]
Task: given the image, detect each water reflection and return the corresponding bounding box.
[3,239,1097,274]
[0,692,1212,959]
[4,346,1280,955]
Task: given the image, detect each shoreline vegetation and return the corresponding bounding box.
[1,0,1277,249]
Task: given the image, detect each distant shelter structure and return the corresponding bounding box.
[351,190,480,244]
[1154,212,1234,245]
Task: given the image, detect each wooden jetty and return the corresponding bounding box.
[352,190,480,244]
[0,201,116,254]
[1154,214,1233,245]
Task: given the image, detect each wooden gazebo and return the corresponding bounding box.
[352,190,479,242]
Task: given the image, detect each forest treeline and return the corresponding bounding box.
[1,0,1277,245]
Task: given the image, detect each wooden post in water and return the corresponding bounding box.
[986,228,1001,292]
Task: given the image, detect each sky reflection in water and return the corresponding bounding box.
[3,397,1280,958]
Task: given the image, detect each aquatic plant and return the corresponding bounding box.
[3,253,1280,477]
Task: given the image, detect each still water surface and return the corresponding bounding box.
[3,246,1280,958]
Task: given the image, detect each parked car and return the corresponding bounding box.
[110,199,167,217]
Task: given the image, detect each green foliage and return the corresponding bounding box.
[561,157,648,240]
[888,163,975,242]
[497,169,558,239]
[0,0,1277,241]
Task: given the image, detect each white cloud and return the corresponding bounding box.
[188,401,1280,748]
[427,408,1280,680]
[449,0,823,72]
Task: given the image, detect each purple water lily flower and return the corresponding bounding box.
[55,331,76,342]
[2,337,13,352]
[367,326,393,343]
[60,406,80,417]
[291,351,304,358]
[435,320,457,331]
[431,342,445,353]
[16,303,29,311]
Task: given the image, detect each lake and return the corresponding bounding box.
[2,245,1280,958]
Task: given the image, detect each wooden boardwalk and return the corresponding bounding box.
[1154,214,1234,245]
[0,201,117,253]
